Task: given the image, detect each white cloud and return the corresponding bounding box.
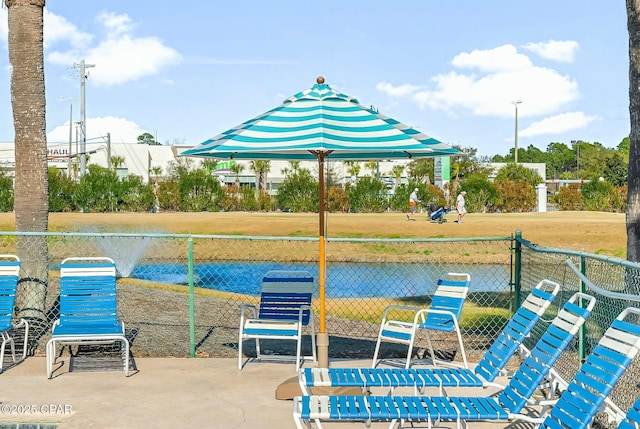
[96,11,135,37]
[48,116,145,144]
[45,11,182,87]
[451,44,532,73]
[522,40,579,63]
[519,111,599,138]
[376,44,580,119]
[376,82,423,97]
[44,9,93,49]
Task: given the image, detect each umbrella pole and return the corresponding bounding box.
[317,154,329,368]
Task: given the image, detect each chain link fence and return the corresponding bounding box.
[3,229,640,426]
[2,232,513,363]
[516,232,640,427]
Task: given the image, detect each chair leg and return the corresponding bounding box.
[424,331,438,367]
[371,334,383,368]
[46,338,55,379]
[296,334,303,372]
[20,319,29,362]
[310,322,317,363]
[122,338,130,376]
[238,331,244,371]
[405,334,417,369]
[454,323,468,369]
[0,334,6,373]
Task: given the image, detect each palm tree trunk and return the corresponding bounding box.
[6,0,50,334]
[628,0,640,262]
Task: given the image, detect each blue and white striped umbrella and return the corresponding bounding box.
[182,78,459,160]
[182,78,459,367]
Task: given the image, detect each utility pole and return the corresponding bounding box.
[107,133,112,170]
[512,100,522,165]
[72,60,95,176]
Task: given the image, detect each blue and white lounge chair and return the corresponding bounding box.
[293,292,598,429]
[0,254,28,373]
[300,279,560,395]
[238,270,316,371]
[46,257,129,378]
[536,307,640,429]
[372,272,471,369]
[618,397,640,429]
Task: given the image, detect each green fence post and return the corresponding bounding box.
[579,254,587,363]
[188,236,195,358]
[513,230,522,310]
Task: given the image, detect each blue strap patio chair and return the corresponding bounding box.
[293,292,598,429]
[536,307,640,429]
[0,254,28,373]
[300,279,560,395]
[46,257,130,378]
[618,397,640,429]
[372,272,471,369]
[238,270,316,371]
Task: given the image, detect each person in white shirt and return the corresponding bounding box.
[456,191,467,224]
[407,188,421,221]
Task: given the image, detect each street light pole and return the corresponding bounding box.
[571,140,583,179]
[512,100,523,165]
[58,96,74,178]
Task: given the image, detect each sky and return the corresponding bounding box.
[0,1,630,157]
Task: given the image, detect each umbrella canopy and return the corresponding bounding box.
[182,77,461,367]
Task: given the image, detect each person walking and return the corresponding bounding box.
[407,188,421,221]
[456,191,467,224]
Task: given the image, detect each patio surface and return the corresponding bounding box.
[0,357,535,429]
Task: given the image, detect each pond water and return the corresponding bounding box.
[129,262,510,298]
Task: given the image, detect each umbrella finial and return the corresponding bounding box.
[316,76,325,84]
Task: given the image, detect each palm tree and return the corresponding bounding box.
[344,161,361,184]
[250,160,271,195]
[391,164,405,191]
[628,0,640,262]
[281,161,300,178]
[150,166,163,181]
[6,0,49,331]
[408,159,433,186]
[365,160,378,178]
[111,155,125,171]
[230,162,244,188]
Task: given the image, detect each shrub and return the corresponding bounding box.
[494,180,536,212]
[581,179,623,212]
[553,185,584,211]
[157,179,181,211]
[257,190,276,211]
[48,168,74,212]
[239,185,259,211]
[178,169,224,212]
[74,165,119,212]
[459,174,497,213]
[348,176,388,213]
[327,186,350,213]
[276,168,318,212]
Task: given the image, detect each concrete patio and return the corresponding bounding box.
[0,357,533,429]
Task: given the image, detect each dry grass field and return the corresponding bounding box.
[0,210,627,258]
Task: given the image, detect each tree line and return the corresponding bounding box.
[0,137,628,214]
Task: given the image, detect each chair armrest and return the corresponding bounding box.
[380,304,422,324]
[297,304,314,327]
[239,303,257,327]
[414,308,460,325]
